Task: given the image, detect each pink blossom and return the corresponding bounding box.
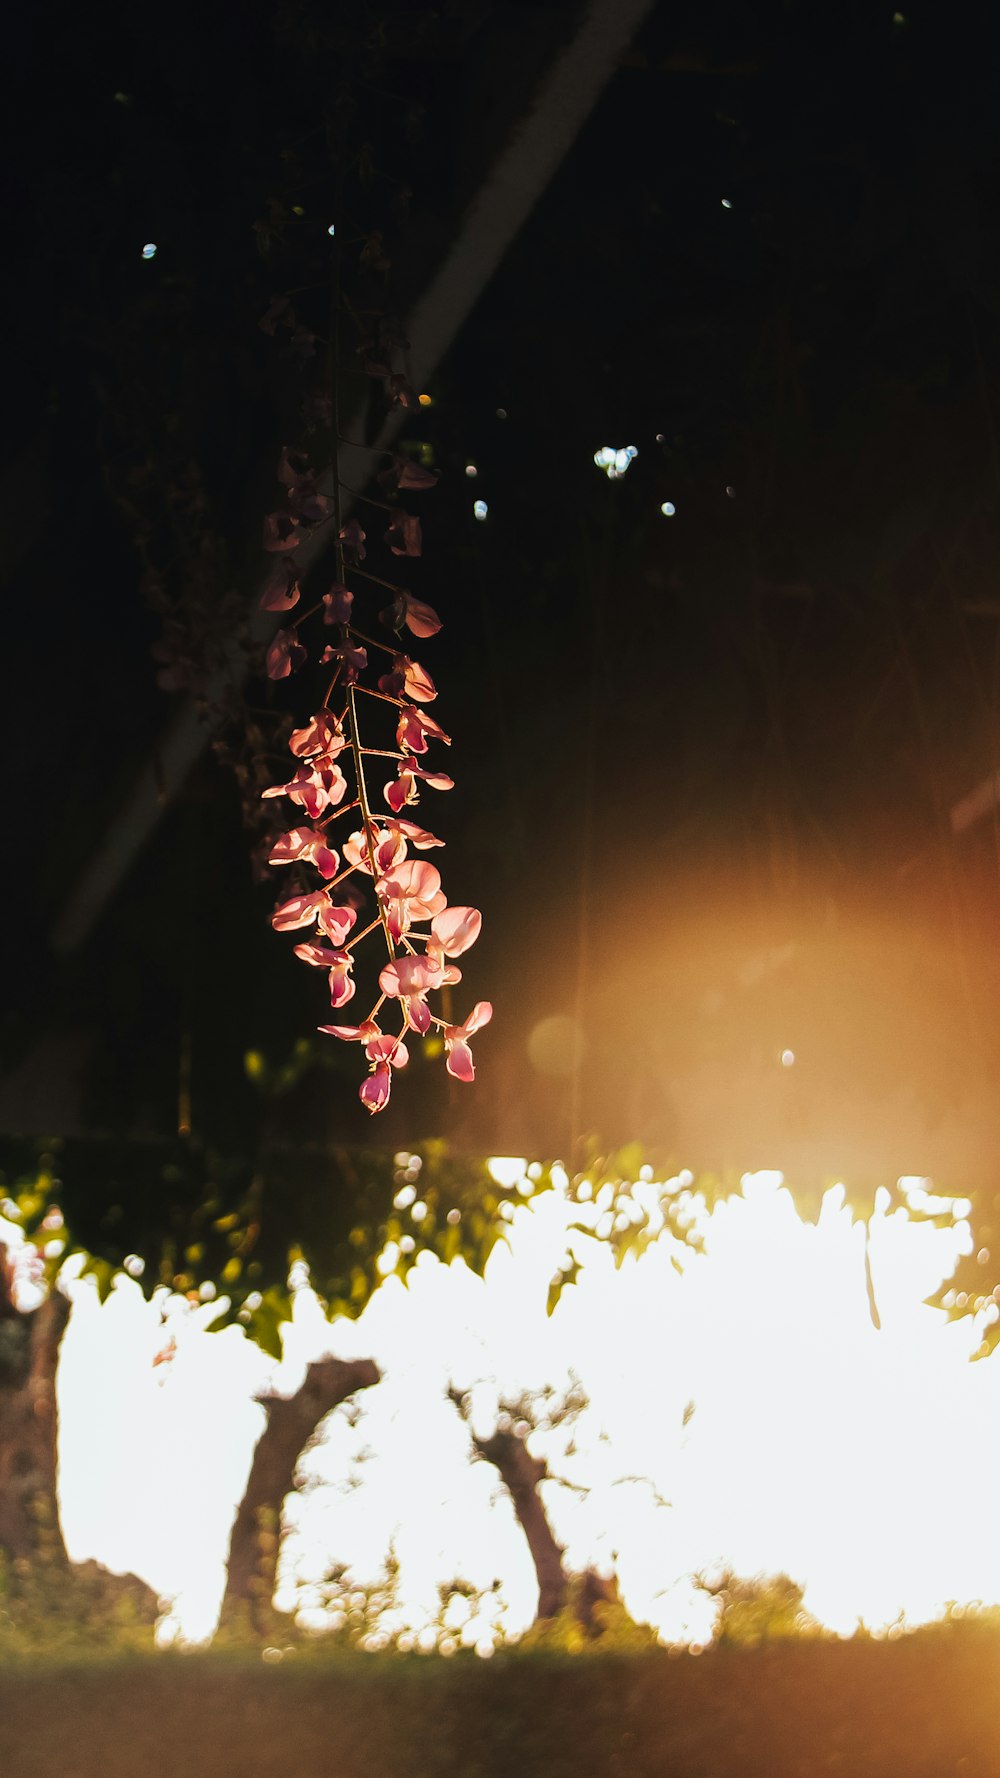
[288,489,330,526]
[322,584,354,625]
[378,950,444,1034]
[316,902,357,946]
[327,951,356,1008]
[385,372,418,409]
[260,562,301,612]
[378,655,437,704]
[443,1001,493,1082]
[377,858,446,943]
[343,825,407,875]
[385,511,422,557]
[320,639,367,684]
[381,817,444,849]
[366,1032,410,1068]
[296,941,360,969]
[266,629,307,679]
[317,1023,410,1111]
[402,593,442,638]
[377,455,440,492]
[271,891,331,932]
[430,905,482,957]
[268,828,339,879]
[318,1019,381,1042]
[339,519,366,560]
[277,447,311,488]
[288,712,346,760]
[262,755,348,819]
[262,512,302,553]
[360,1064,392,1113]
[396,705,451,756]
[385,757,455,813]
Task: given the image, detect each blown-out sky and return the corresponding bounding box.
[47,1165,1000,1647]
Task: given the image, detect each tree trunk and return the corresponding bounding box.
[220,1354,380,1628]
[0,1272,70,1565]
[448,1391,567,1620]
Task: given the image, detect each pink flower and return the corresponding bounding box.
[377,455,440,492]
[379,592,443,638]
[378,655,437,704]
[266,628,307,680]
[318,1019,381,1042]
[385,511,422,557]
[268,828,339,879]
[262,755,348,819]
[263,512,302,553]
[317,1020,409,1114]
[339,519,366,560]
[343,825,407,876]
[296,940,358,968]
[385,757,455,813]
[430,905,482,957]
[320,639,367,684]
[377,858,447,942]
[402,593,442,638]
[316,902,357,946]
[288,489,330,526]
[288,712,346,760]
[277,447,312,488]
[366,1032,410,1068]
[443,1001,493,1082]
[381,817,444,849]
[271,891,331,932]
[360,1065,392,1113]
[396,706,451,755]
[260,562,301,612]
[361,1034,411,1113]
[327,951,356,1008]
[378,951,444,1034]
[386,372,418,409]
[322,584,354,625]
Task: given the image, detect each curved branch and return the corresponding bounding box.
[221,1354,380,1625]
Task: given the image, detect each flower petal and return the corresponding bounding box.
[445,1040,476,1083]
[430,906,482,958]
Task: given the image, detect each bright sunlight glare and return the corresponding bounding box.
[50,1170,1000,1647]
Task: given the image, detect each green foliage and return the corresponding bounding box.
[0,1498,158,1658]
[0,1138,741,1347]
[517,1578,660,1655]
[696,1569,827,1649]
[0,1138,513,1337]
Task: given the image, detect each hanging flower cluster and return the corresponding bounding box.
[258,433,490,1114]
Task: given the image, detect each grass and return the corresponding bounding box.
[4,1622,1000,1777]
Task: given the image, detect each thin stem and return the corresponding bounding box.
[347,682,395,957]
[338,435,395,456]
[348,566,410,596]
[321,664,343,707]
[346,918,382,953]
[291,596,325,630]
[317,798,360,828]
[323,861,362,894]
[348,624,398,658]
[340,482,394,514]
[361,748,406,760]
[329,226,345,587]
[356,682,405,710]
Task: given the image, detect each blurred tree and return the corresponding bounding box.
[446,1375,665,1643]
[0,1143,715,1635]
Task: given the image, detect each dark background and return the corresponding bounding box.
[5,0,1000,1193]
